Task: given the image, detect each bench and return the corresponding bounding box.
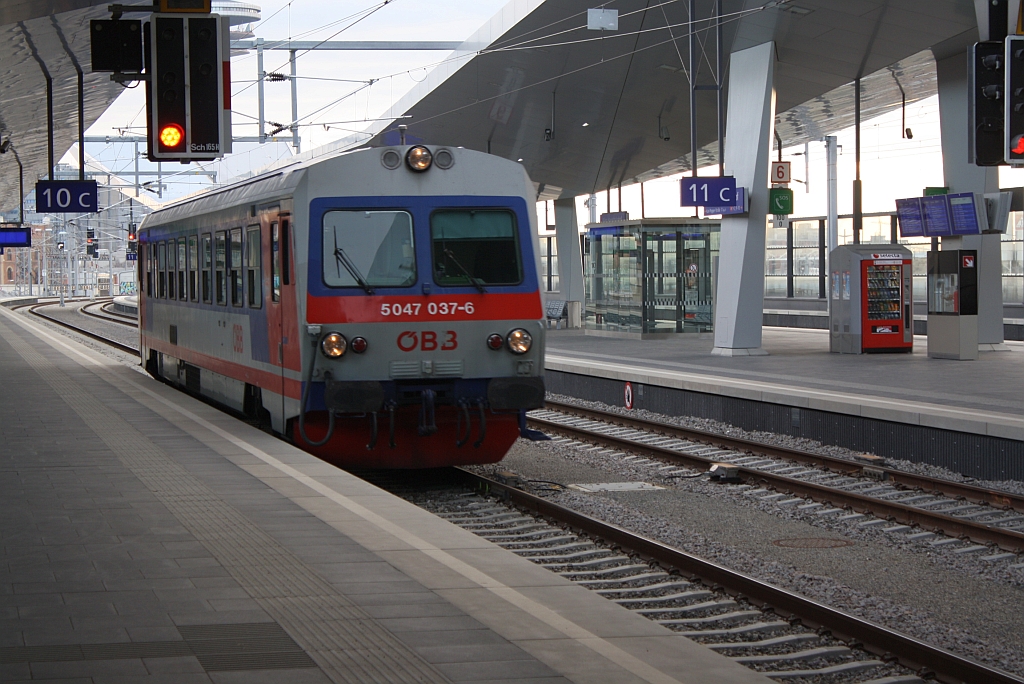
[545,300,567,329]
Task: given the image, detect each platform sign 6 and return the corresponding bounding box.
[771,161,791,184]
[681,177,736,207]
[35,180,98,213]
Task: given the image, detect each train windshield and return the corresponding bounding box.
[431,209,522,287]
[322,210,416,289]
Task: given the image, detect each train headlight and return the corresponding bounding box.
[506,329,532,354]
[350,336,368,353]
[406,145,433,172]
[320,332,347,358]
[486,333,504,350]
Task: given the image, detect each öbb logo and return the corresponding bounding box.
[397,331,458,352]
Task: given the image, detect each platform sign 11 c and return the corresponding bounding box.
[35,180,98,213]
[681,176,736,207]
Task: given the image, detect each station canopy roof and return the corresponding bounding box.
[0,0,982,213]
[317,0,980,200]
[0,1,123,215]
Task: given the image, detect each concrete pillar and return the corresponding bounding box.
[935,51,1005,348]
[554,197,585,307]
[712,42,776,356]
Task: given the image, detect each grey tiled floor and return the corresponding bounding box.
[0,321,569,683]
[547,327,1024,416]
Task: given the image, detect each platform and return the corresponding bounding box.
[0,305,768,684]
[545,328,1024,480]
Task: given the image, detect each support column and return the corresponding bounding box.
[935,50,1004,348]
[554,197,585,322]
[712,42,776,356]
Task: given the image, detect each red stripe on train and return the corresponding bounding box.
[144,335,303,399]
[306,291,543,324]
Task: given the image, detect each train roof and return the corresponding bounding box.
[139,147,369,230]
[140,145,531,231]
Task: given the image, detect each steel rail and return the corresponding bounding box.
[100,303,138,320]
[81,300,137,328]
[528,413,1024,553]
[29,302,140,356]
[541,399,1024,515]
[453,468,1024,684]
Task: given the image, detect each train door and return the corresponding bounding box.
[258,207,285,430]
[262,206,298,432]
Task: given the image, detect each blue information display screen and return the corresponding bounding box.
[895,198,924,237]
[0,227,31,247]
[948,193,982,235]
[921,195,952,236]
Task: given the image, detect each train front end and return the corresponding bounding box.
[293,145,545,468]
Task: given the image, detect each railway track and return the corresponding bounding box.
[370,467,1023,684]
[26,300,139,355]
[529,402,1024,556]
[81,300,138,326]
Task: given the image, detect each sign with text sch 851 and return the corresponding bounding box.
[681,177,736,207]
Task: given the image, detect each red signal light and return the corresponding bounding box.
[350,337,368,353]
[486,333,504,350]
[159,123,184,148]
[1012,134,1024,155]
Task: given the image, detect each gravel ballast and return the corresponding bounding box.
[473,417,1024,677]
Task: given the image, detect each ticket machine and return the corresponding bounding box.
[829,244,914,354]
[927,250,978,360]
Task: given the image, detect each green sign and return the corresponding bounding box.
[769,187,794,215]
[923,187,949,196]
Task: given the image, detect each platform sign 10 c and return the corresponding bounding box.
[35,180,98,213]
[146,13,232,162]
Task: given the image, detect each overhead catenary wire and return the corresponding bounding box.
[89,0,791,198]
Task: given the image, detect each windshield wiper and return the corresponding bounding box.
[443,248,486,293]
[334,247,374,295]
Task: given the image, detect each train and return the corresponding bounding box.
[137,144,546,468]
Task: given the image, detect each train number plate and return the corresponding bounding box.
[380,301,475,317]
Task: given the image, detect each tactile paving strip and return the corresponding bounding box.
[1,319,450,684]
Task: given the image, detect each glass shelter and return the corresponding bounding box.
[583,218,720,337]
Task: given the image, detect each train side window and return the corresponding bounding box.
[187,236,198,301]
[281,218,291,285]
[146,243,154,297]
[271,221,280,302]
[177,238,186,301]
[230,227,243,307]
[168,238,177,300]
[158,241,167,298]
[247,226,261,308]
[215,231,227,305]
[202,234,212,303]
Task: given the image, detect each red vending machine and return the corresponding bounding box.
[862,255,912,351]
[830,245,913,354]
